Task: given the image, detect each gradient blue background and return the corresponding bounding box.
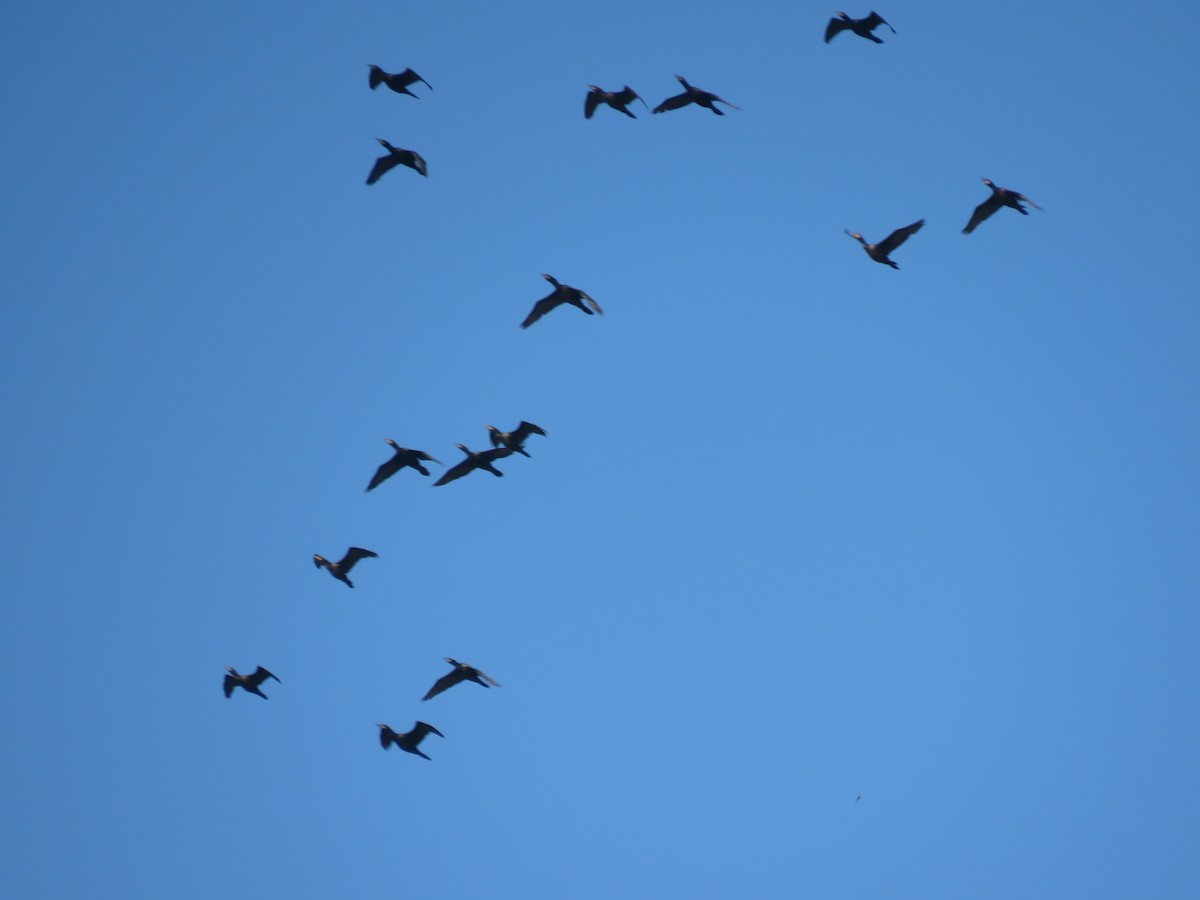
[4,2,1200,897]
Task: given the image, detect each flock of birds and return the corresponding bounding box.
[224,419,544,758]
[225,9,1043,762]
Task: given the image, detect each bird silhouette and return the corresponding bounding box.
[366,139,427,185]
[825,11,895,43]
[652,75,740,115]
[521,274,602,329]
[962,179,1042,234]
[367,65,432,98]
[422,658,501,701]
[366,440,441,491]
[312,547,378,588]
[585,84,648,119]
[845,219,924,269]
[223,666,280,699]
[486,422,546,457]
[433,445,514,486]
[378,721,444,759]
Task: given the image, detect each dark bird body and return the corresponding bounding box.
[313,547,378,588]
[433,445,514,486]
[962,178,1042,234]
[224,666,280,700]
[845,219,924,269]
[422,658,501,701]
[825,11,895,43]
[521,274,602,329]
[486,421,546,457]
[378,721,443,759]
[585,84,648,119]
[368,65,432,98]
[366,139,427,185]
[652,75,739,115]
[366,440,441,491]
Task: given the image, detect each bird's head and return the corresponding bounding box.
[587,84,601,92]
[385,438,399,449]
[312,554,326,568]
[445,657,460,666]
[982,178,995,188]
[674,74,689,86]
[845,230,863,241]
[540,273,559,286]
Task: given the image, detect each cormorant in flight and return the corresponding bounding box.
[223,666,280,699]
[313,547,378,588]
[378,721,444,759]
[422,658,501,701]
[844,220,924,269]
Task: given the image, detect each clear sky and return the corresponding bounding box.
[4,1,1200,897]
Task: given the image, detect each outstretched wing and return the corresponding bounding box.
[652,91,693,114]
[865,12,895,34]
[877,219,924,254]
[474,668,501,687]
[223,673,236,697]
[422,668,466,701]
[368,65,385,90]
[579,292,603,315]
[337,547,378,573]
[963,197,1002,234]
[824,17,851,42]
[511,421,547,444]
[249,666,279,687]
[584,89,601,119]
[403,151,428,177]
[434,459,473,486]
[399,68,431,91]
[367,455,404,491]
[1016,192,1042,211]
[520,293,561,329]
[619,87,648,112]
[366,153,400,185]
[411,721,444,742]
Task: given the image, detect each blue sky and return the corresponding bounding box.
[4,1,1200,897]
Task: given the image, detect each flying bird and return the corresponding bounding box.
[844,219,924,269]
[368,65,432,98]
[312,547,378,588]
[962,178,1042,234]
[652,75,740,115]
[520,274,602,329]
[223,666,280,700]
[366,139,427,185]
[585,84,648,119]
[366,440,441,491]
[824,11,895,43]
[486,421,546,457]
[433,445,514,486]
[422,658,501,701]
[378,721,444,759]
